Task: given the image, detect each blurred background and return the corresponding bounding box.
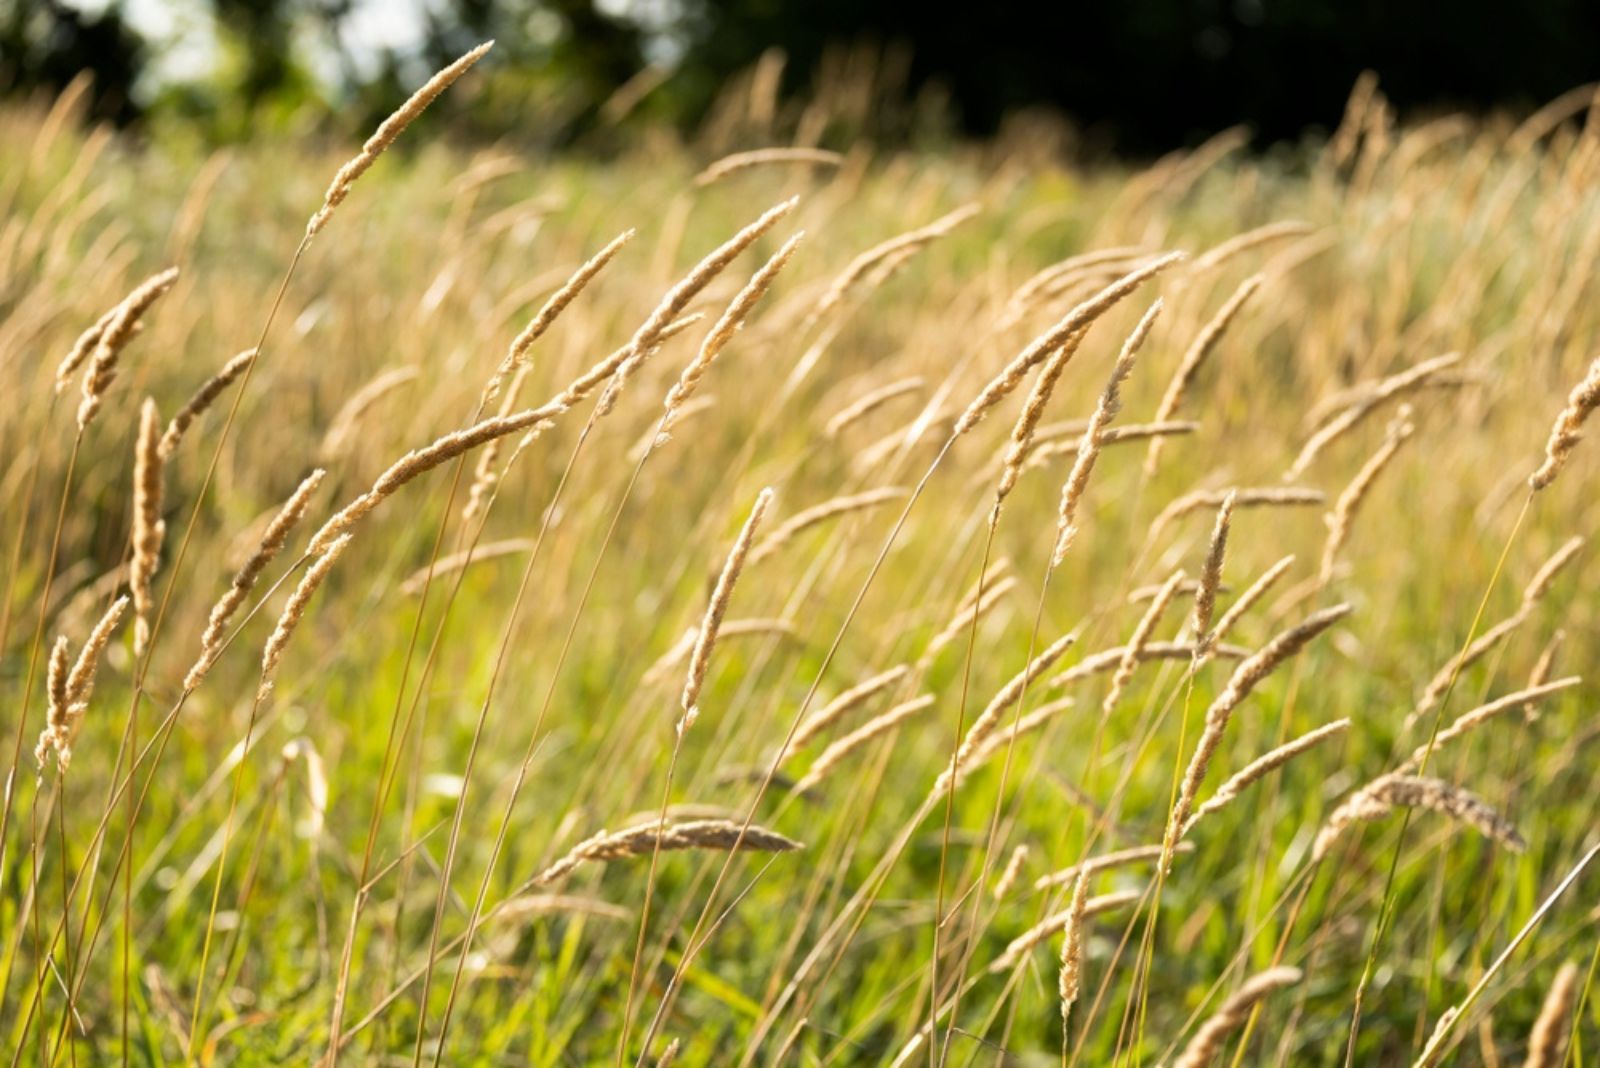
[6,0,1600,152]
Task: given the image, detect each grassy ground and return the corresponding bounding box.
[0,65,1597,1065]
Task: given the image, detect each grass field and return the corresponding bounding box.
[1,54,1598,1065]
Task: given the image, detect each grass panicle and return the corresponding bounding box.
[533,819,802,885]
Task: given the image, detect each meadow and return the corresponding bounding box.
[0,48,1597,1065]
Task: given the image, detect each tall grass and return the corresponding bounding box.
[0,64,1596,1066]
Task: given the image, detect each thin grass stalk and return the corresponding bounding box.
[425,319,775,1060]
[1343,493,1533,1066]
[634,434,965,1060]
[346,317,710,1058]
[187,537,352,1055]
[1411,842,1600,1066]
[615,489,776,1065]
[62,45,495,1060]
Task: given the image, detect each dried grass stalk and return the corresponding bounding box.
[694,147,844,186]
[1181,718,1351,838]
[1531,352,1600,490]
[1004,246,1149,315]
[747,487,905,566]
[1318,405,1414,584]
[1328,71,1381,168]
[76,267,180,429]
[921,574,1018,666]
[1048,642,1246,691]
[1522,536,1583,607]
[1411,613,1527,724]
[1418,1009,1459,1068]
[54,304,120,392]
[1509,83,1600,152]
[36,597,128,770]
[1410,536,1581,724]
[1524,962,1580,1068]
[1034,841,1193,891]
[306,400,568,553]
[1210,554,1297,647]
[813,204,980,322]
[1023,420,1196,471]
[398,538,535,596]
[490,894,630,925]
[1103,569,1186,716]
[825,376,925,437]
[279,737,328,841]
[792,695,934,794]
[1398,678,1580,773]
[786,664,910,753]
[678,488,773,733]
[35,637,75,769]
[1190,220,1316,273]
[66,596,128,710]
[662,232,804,429]
[533,818,801,885]
[306,41,494,238]
[1058,872,1090,1030]
[993,844,1029,901]
[641,618,797,685]
[1312,773,1525,862]
[129,398,165,655]
[552,308,708,416]
[933,631,1077,796]
[187,470,325,690]
[965,696,1077,773]
[958,256,1181,438]
[987,890,1140,973]
[1127,578,1228,604]
[483,229,636,404]
[1286,352,1458,479]
[1150,487,1323,543]
[631,397,715,460]
[258,534,352,691]
[1193,491,1235,656]
[993,327,1088,513]
[1524,630,1566,722]
[1168,605,1352,864]
[318,367,420,459]
[597,198,798,416]
[1051,300,1162,564]
[1145,274,1263,472]
[158,348,257,457]
[1172,967,1303,1068]
[463,364,530,523]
